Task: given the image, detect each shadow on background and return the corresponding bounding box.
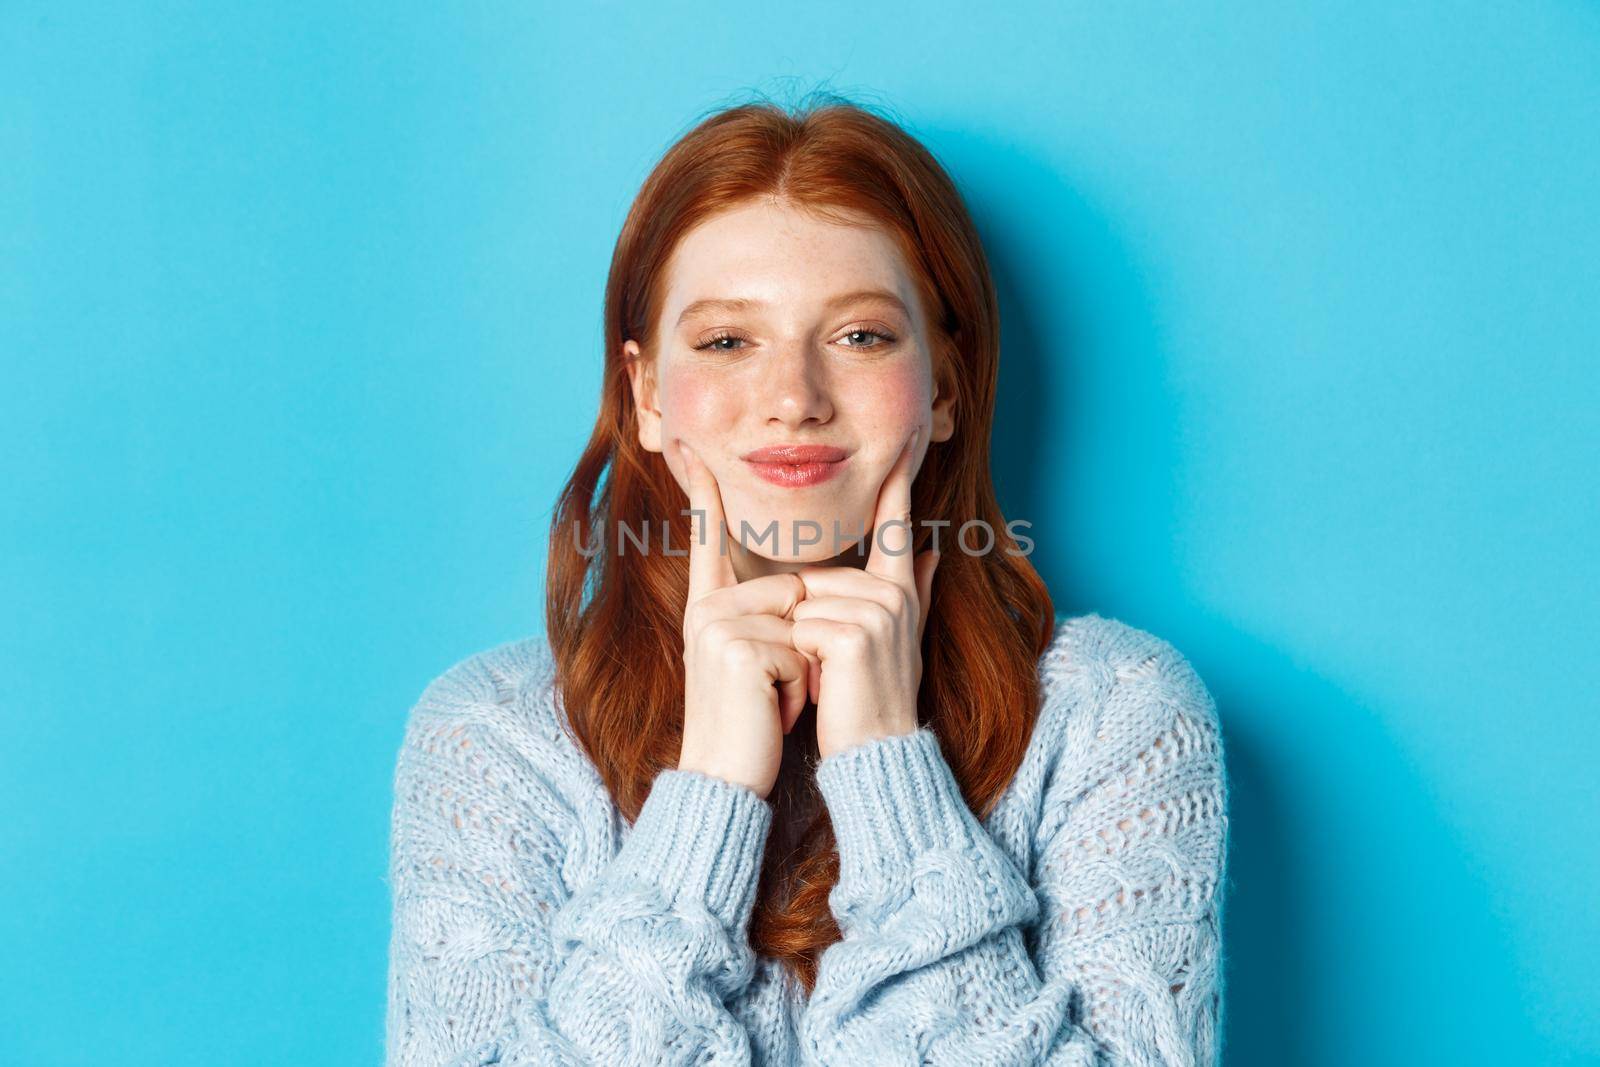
[931,129,1530,1064]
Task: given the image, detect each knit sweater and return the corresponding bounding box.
[385,612,1230,1066]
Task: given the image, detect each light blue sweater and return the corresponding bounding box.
[385,612,1229,1065]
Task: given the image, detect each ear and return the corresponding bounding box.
[930,375,956,443]
[624,339,663,453]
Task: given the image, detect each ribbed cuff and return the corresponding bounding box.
[610,767,773,931]
[815,727,983,889]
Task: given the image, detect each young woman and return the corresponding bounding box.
[386,94,1230,1066]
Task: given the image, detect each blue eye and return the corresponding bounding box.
[693,331,748,352]
[691,327,898,353]
[841,328,895,349]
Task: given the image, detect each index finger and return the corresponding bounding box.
[677,439,737,601]
[865,425,920,588]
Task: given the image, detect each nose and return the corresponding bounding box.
[759,340,834,429]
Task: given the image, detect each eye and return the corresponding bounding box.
[692,330,749,353]
[691,325,898,354]
[838,326,897,349]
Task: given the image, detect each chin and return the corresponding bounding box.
[727,504,871,562]
[776,541,849,564]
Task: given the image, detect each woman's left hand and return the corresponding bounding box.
[791,426,941,761]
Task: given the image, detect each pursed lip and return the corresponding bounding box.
[741,444,850,464]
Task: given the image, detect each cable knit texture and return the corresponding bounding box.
[385,612,1230,1066]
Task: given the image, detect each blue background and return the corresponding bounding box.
[4,3,1596,1064]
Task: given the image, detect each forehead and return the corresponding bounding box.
[660,199,919,317]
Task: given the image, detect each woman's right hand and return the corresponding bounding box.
[674,439,812,800]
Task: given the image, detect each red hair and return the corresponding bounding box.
[544,92,1054,993]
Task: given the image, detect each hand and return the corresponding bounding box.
[674,439,812,800]
[790,426,940,761]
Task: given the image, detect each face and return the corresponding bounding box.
[625,197,956,579]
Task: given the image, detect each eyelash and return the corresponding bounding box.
[693,327,898,353]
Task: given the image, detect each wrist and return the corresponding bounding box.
[611,766,774,930]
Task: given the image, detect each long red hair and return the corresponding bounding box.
[544,92,1055,993]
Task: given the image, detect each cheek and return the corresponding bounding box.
[660,374,739,436]
[852,363,932,429]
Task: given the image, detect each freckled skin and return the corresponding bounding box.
[625,198,956,580]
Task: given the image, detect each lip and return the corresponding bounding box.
[741,444,850,488]
[742,444,849,464]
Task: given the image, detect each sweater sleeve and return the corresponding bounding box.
[384,674,773,1067]
[796,638,1229,1066]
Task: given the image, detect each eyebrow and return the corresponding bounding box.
[674,288,909,327]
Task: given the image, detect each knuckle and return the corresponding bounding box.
[837,626,872,656]
[699,617,734,648]
[721,638,764,670]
